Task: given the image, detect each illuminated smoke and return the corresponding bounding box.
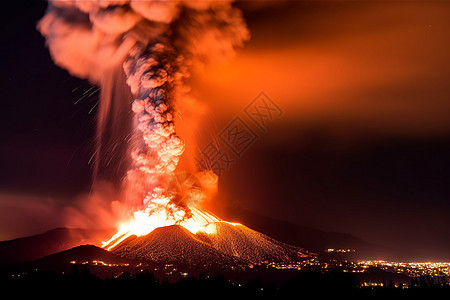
[38,1,249,228]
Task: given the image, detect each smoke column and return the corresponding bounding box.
[38,1,249,225]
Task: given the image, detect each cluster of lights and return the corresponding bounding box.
[356,261,450,277]
[69,260,130,267]
[361,282,385,287]
[324,248,356,253]
[267,258,322,270]
[266,257,450,281]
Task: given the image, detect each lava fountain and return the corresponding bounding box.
[38,0,249,249]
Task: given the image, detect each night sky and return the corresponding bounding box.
[1,1,450,260]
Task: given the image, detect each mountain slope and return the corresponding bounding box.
[111,225,246,267]
[196,222,308,263]
[34,244,133,268]
[0,228,115,265]
[111,222,311,267]
[0,206,405,266]
[222,206,404,260]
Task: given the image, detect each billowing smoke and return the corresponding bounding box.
[37,0,249,226]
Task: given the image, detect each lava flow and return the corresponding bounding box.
[102,200,239,251]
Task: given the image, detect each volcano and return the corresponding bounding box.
[109,221,312,267]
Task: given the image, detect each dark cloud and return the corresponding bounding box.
[194,0,450,137]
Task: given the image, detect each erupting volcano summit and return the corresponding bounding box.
[102,206,227,250]
[107,213,309,267]
[38,0,251,255]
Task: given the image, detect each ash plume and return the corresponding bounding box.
[38,1,249,226]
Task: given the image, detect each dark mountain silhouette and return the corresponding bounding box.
[0,207,410,266]
[0,228,115,265]
[221,206,408,260]
[17,244,137,280]
[34,244,132,268]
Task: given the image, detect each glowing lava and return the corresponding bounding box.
[102,188,240,250]
[102,199,239,251]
